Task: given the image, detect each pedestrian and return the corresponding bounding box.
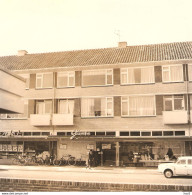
[86,149,93,169]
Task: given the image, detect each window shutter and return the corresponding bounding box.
[74,98,81,117]
[28,100,35,117]
[114,68,120,85]
[29,74,36,89]
[184,94,188,111]
[156,95,163,115]
[114,96,121,116]
[54,72,57,88]
[154,66,162,83]
[183,64,188,81]
[75,71,81,86]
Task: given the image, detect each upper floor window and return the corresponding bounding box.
[82,69,113,87]
[81,97,113,117]
[188,64,192,81]
[36,100,52,114]
[162,65,183,83]
[164,95,185,111]
[57,71,75,88]
[121,67,154,85]
[121,95,156,117]
[36,73,53,89]
[59,99,74,114]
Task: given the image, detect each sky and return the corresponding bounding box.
[0,0,192,56]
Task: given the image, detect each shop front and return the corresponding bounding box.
[0,138,57,165]
[94,138,188,167]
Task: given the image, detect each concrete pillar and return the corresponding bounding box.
[116,142,120,166]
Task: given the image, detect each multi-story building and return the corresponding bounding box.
[0,42,192,166]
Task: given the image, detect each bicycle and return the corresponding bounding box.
[54,154,76,166]
[12,154,26,165]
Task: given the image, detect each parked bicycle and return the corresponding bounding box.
[12,154,26,165]
[53,154,76,166]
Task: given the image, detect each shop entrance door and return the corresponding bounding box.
[185,141,192,156]
[96,142,116,166]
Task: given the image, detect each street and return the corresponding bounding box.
[0,165,192,185]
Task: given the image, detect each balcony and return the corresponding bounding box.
[52,114,73,125]
[163,111,188,124]
[30,114,51,126]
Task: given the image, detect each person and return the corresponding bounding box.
[86,149,94,169]
[166,148,173,159]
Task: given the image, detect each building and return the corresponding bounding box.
[0,42,192,166]
[0,66,25,114]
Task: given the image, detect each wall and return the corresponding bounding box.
[57,139,96,159]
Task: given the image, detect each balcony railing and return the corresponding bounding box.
[30,114,51,126]
[52,114,73,125]
[163,111,188,124]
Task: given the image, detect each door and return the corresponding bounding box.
[174,159,188,175]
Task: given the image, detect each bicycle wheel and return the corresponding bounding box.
[53,159,61,166]
[12,158,19,165]
[36,157,44,166]
[68,157,76,166]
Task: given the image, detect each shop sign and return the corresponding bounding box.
[102,144,111,149]
[70,130,91,140]
[0,131,22,137]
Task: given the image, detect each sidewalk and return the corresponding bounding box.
[0,164,157,174]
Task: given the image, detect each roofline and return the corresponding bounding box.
[11,59,192,72]
[0,41,191,57]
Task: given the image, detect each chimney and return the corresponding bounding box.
[17,50,28,56]
[118,42,127,48]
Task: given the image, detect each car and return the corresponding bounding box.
[158,156,192,178]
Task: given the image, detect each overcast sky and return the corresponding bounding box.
[0,0,192,56]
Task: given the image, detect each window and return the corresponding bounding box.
[121,67,154,84]
[121,95,155,117]
[164,95,185,111]
[120,132,129,136]
[177,159,186,164]
[81,97,113,117]
[82,69,113,86]
[59,100,74,114]
[152,131,162,136]
[0,100,28,119]
[162,65,183,82]
[36,100,52,114]
[188,159,192,165]
[36,73,53,89]
[130,131,140,136]
[57,71,75,88]
[141,132,151,136]
[175,131,185,136]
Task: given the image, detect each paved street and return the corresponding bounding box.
[0,165,192,185]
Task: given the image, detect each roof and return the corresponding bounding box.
[0,41,192,70]
[0,65,25,81]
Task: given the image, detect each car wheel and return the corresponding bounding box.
[164,170,173,178]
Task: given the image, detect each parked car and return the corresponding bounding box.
[158,156,192,178]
